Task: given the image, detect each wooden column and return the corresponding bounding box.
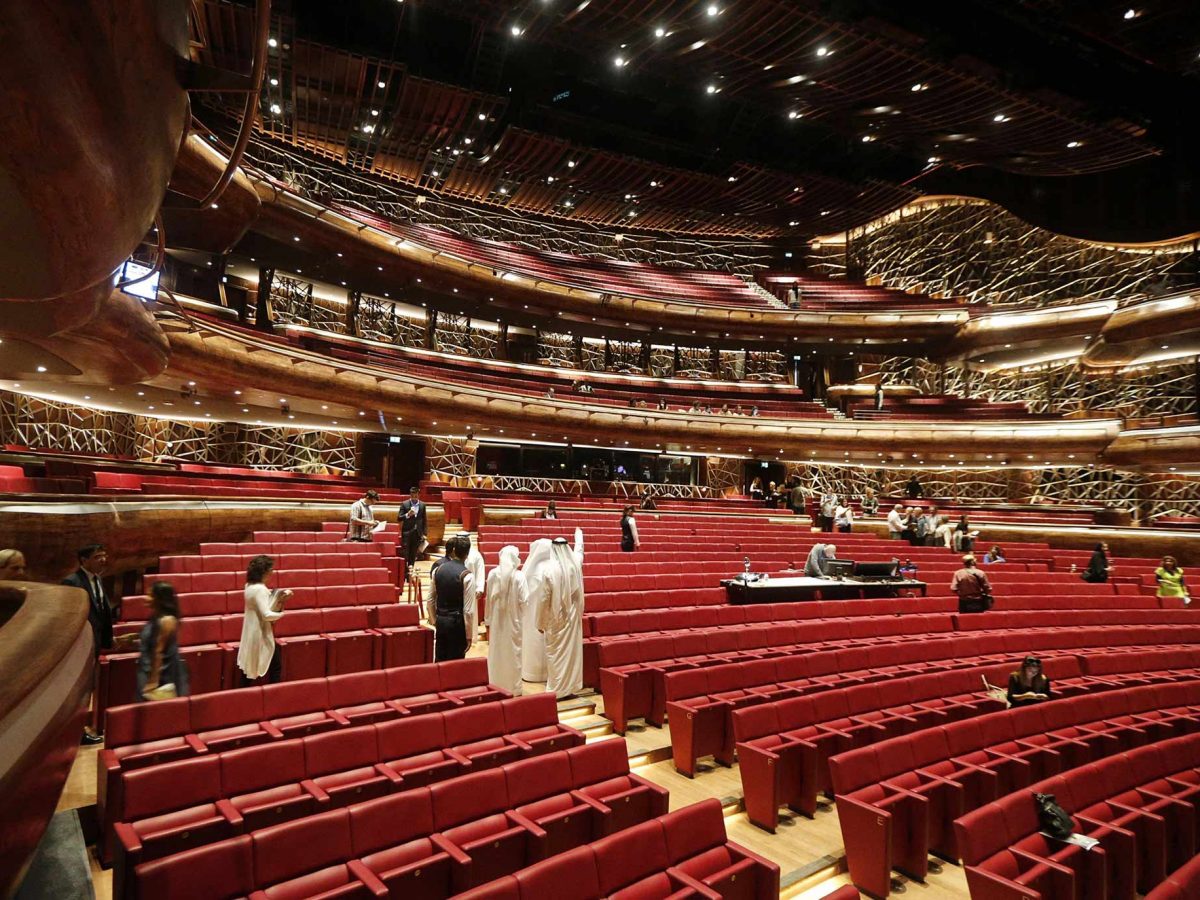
[255,265,274,331]
[347,290,361,336]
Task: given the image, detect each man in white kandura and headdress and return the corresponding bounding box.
[523,528,585,698]
[458,532,486,643]
[484,545,527,696]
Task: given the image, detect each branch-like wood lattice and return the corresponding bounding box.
[811,198,1196,308]
[0,392,358,474]
[357,294,426,347]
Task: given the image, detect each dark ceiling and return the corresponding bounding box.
[192,0,1200,242]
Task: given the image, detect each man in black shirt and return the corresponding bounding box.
[398,486,427,573]
[63,543,118,743]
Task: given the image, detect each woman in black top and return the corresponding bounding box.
[955,515,975,552]
[1007,656,1051,707]
[1082,542,1112,583]
[137,582,189,701]
[620,506,639,552]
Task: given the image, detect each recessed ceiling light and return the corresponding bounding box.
[787,110,802,120]
[510,24,523,36]
[993,113,1010,122]
[706,4,719,15]
[815,46,830,57]
[1124,8,1139,18]
[706,84,719,94]
[269,77,279,87]
[614,55,626,68]
[1067,140,1083,148]
[267,37,278,48]
[270,103,282,114]
[378,80,386,88]
[911,82,928,92]
[36,365,46,373]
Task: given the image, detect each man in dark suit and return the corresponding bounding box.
[398,486,427,574]
[62,543,118,743]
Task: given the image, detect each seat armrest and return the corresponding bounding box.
[113,822,142,855]
[216,798,244,828]
[374,762,404,785]
[329,711,352,726]
[725,839,782,875]
[506,810,547,839]
[347,860,390,898]
[664,867,723,899]
[301,778,331,803]
[430,833,473,866]
[570,790,612,813]
[445,748,473,767]
[504,735,535,752]
[259,722,285,739]
[184,734,209,754]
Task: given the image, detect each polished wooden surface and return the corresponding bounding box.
[165,315,1124,463]
[0,583,92,897]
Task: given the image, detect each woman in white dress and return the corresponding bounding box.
[237,555,291,685]
[485,545,526,695]
[531,529,585,698]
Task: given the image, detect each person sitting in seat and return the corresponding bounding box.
[1007,656,1052,707]
[804,543,837,578]
[541,500,558,520]
[1081,542,1112,583]
[640,493,658,511]
[983,545,1007,565]
[950,554,993,613]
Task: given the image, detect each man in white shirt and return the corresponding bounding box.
[886,504,907,540]
[818,492,838,532]
[921,505,945,547]
[348,489,379,541]
[458,532,486,640]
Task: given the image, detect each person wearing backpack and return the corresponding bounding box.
[950,554,993,613]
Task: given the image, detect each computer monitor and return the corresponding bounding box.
[825,559,854,579]
[853,561,900,578]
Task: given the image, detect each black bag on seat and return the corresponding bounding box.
[1034,792,1074,840]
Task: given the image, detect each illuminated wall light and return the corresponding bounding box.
[270,103,282,114]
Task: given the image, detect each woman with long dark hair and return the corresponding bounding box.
[238,555,291,685]
[137,581,189,701]
[1082,542,1112,583]
[1007,656,1052,707]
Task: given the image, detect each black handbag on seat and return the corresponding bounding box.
[1034,792,1074,839]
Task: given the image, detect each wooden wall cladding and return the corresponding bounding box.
[0,500,445,581]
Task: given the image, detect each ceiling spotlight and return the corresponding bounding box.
[654,26,666,38]
[478,112,486,120]
[36,365,47,373]
[510,24,523,36]
[910,82,928,91]
[614,55,626,68]
[498,186,508,194]
[1067,140,1083,148]
[267,36,278,48]
[861,134,876,142]
[649,180,658,187]
[361,124,375,134]
[378,80,386,88]
[430,169,440,177]
[927,156,941,164]
[706,4,719,15]
[993,113,1010,122]
[706,84,719,94]
[815,46,830,57]
[567,160,576,168]
[292,235,299,241]
[269,77,279,86]
[1123,7,1139,18]
[269,103,282,114]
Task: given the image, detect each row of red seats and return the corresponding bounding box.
[1149,854,1200,898]
[956,731,1200,900]
[129,736,671,900]
[159,547,386,574]
[109,693,583,896]
[0,463,85,494]
[598,613,969,733]
[666,641,1200,779]
[595,613,1200,729]
[100,658,503,827]
[95,603,430,729]
[732,653,1200,834]
[456,797,780,900]
[831,677,1200,898]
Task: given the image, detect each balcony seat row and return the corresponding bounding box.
[125,736,662,900]
[831,678,1200,898]
[955,730,1200,900]
[668,644,1200,779]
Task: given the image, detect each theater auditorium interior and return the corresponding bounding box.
[5,1,1200,898]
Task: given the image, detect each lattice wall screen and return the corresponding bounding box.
[705,457,744,496]
[428,437,476,480]
[536,333,576,368]
[872,357,1198,417]
[809,198,1194,308]
[358,295,426,347]
[0,391,358,474]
